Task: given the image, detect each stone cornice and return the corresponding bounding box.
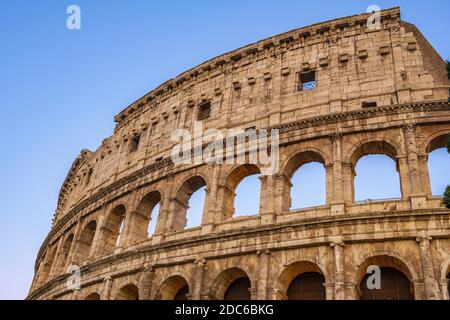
[35,100,450,267]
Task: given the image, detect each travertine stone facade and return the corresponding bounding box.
[28,7,450,300]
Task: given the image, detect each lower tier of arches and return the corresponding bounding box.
[29,210,450,301]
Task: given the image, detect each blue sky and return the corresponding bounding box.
[0,0,449,300]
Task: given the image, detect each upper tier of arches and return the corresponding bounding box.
[31,126,450,291]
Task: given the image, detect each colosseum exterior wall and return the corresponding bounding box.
[28,7,450,300]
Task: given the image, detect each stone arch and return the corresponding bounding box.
[74,220,97,264]
[170,175,207,232]
[423,130,450,154]
[98,205,126,256]
[348,140,403,201]
[282,150,328,209]
[222,164,262,219]
[354,254,416,300]
[55,233,74,275]
[84,292,101,300]
[277,261,326,300]
[440,259,450,281]
[209,267,254,300]
[115,283,139,300]
[156,275,190,300]
[38,245,58,285]
[127,190,162,244]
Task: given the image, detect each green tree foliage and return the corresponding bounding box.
[444,186,450,209]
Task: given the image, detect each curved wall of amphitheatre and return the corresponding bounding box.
[29,7,450,300]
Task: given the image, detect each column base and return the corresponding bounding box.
[201,224,215,235]
[410,195,427,210]
[151,234,165,245]
[260,213,276,225]
[330,203,345,215]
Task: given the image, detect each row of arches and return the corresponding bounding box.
[36,134,449,286]
[81,255,435,300]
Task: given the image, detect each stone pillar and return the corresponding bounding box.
[324,282,334,300]
[260,176,276,225]
[49,237,65,279]
[215,184,235,222]
[325,164,333,206]
[416,234,440,299]
[116,209,134,252]
[89,214,106,260]
[397,156,411,199]
[139,267,155,300]
[403,125,427,209]
[192,258,206,300]
[331,133,344,207]
[417,154,432,197]
[201,165,220,233]
[257,250,270,300]
[156,175,177,237]
[102,276,113,300]
[65,219,83,270]
[273,173,291,214]
[341,162,354,205]
[331,241,345,300]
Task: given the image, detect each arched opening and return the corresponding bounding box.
[128,191,161,245]
[54,233,74,274]
[174,285,189,301]
[287,273,326,300]
[359,267,413,300]
[351,141,401,202]
[224,277,251,300]
[116,284,139,300]
[427,134,450,196]
[357,255,414,300]
[39,245,57,284]
[278,261,326,300]
[285,151,327,210]
[172,176,207,231]
[157,276,190,300]
[224,165,261,219]
[99,205,126,256]
[210,267,252,300]
[84,292,100,300]
[186,186,206,228]
[74,220,97,264]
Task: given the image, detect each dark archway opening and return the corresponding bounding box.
[287,272,325,300]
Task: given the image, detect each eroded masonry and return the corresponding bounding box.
[29,7,450,300]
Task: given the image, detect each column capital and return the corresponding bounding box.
[257,249,270,256]
[402,123,416,134]
[195,257,207,267]
[143,265,156,273]
[330,241,345,248]
[330,131,343,142]
[416,235,432,243]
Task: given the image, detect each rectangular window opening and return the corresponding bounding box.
[130,135,141,153]
[362,101,378,108]
[197,101,211,121]
[299,71,316,91]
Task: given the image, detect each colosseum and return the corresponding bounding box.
[28,7,450,300]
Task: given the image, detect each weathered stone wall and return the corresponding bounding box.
[28,7,450,300]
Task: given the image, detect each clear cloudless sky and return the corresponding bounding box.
[0,0,449,300]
